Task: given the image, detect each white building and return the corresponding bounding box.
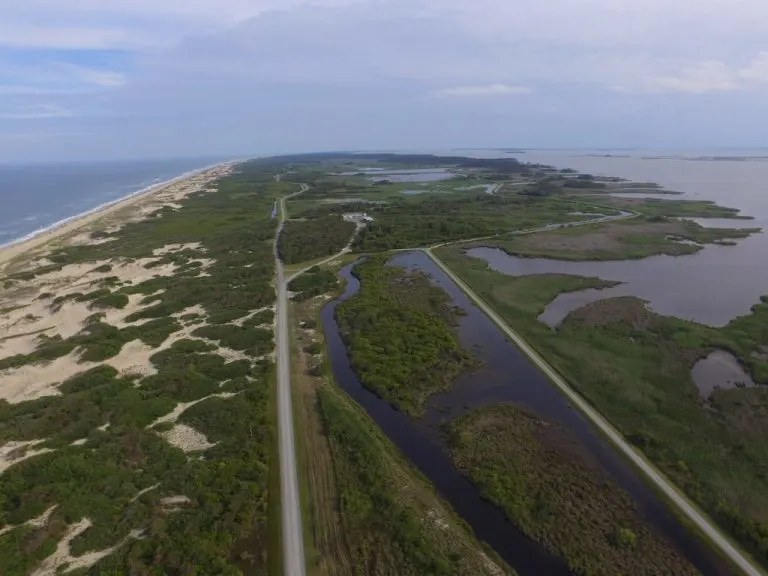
[343,212,374,223]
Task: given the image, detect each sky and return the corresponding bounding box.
[1,0,768,161]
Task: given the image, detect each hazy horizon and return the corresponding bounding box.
[3,0,768,162]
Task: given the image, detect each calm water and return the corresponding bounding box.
[0,157,229,248]
[692,351,756,397]
[446,151,768,327]
[322,252,730,576]
[467,242,768,327]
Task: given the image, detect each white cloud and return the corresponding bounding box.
[613,52,768,94]
[0,104,74,120]
[433,84,531,98]
[738,51,768,82]
[0,23,148,50]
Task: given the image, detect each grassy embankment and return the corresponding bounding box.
[470,214,759,261]
[0,162,290,574]
[435,243,768,570]
[289,266,512,576]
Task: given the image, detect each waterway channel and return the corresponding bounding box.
[321,250,731,576]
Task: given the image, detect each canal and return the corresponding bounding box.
[321,251,731,576]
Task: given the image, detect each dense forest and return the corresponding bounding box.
[351,195,584,252]
[288,266,339,301]
[278,216,356,265]
[0,163,288,575]
[335,256,478,415]
[448,405,699,575]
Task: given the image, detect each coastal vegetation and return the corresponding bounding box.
[350,195,591,252]
[447,404,699,575]
[0,161,289,574]
[288,266,339,302]
[436,244,768,568]
[471,216,759,261]
[278,216,356,265]
[335,256,478,416]
[290,290,512,576]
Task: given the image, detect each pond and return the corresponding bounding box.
[692,350,756,397]
[321,251,729,576]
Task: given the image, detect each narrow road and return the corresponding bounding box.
[425,248,766,576]
[274,184,308,576]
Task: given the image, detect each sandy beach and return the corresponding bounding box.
[0,161,236,272]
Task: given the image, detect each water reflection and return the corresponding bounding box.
[692,350,755,397]
[468,240,768,327]
[322,252,730,576]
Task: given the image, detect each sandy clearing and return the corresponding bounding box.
[150,392,238,428]
[130,483,160,502]
[152,242,203,256]
[0,504,58,537]
[161,424,216,453]
[68,233,115,246]
[232,305,274,327]
[0,439,54,475]
[161,495,191,506]
[31,517,144,575]
[0,298,203,405]
[161,495,192,513]
[0,256,179,361]
[0,349,87,402]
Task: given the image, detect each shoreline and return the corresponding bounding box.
[0,160,238,269]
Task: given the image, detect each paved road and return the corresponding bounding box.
[274,185,308,576]
[425,248,766,576]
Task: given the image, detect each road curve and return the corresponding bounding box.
[274,186,308,576]
[425,248,766,576]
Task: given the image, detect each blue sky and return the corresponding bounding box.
[2,0,768,161]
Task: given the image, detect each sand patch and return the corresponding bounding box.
[0,504,58,537]
[150,392,238,428]
[161,495,191,507]
[31,518,143,575]
[0,257,179,361]
[232,306,274,327]
[0,310,249,401]
[0,439,53,475]
[161,495,192,513]
[152,243,203,257]
[68,233,115,247]
[131,483,160,503]
[160,424,216,453]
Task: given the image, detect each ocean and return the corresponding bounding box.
[0,157,232,248]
